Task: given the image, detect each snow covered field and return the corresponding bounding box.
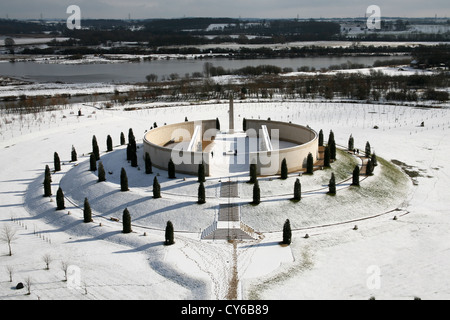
[1,98,450,300]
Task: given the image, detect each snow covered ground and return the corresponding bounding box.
[1,98,450,300]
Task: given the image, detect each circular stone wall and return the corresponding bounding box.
[245,119,318,176]
[143,118,318,177]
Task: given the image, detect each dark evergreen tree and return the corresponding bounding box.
[165,221,174,245]
[352,165,360,186]
[365,141,371,158]
[120,132,126,146]
[328,172,336,195]
[282,219,292,245]
[45,165,52,183]
[54,152,61,172]
[153,176,161,199]
[293,178,301,201]
[306,152,314,174]
[348,134,354,151]
[43,170,52,197]
[168,158,176,179]
[198,162,206,183]
[120,167,129,191]
[56,187,65,210]
[71,145,77,162]
[126,143,132,161]
[371,152,378,167]
[280,158,288,180]
[122,208,132,234]
[366,159,374,176]
[249,163,257,184]
[128,128,135,146]
[98,161,106,182]
[89,153,97,172]
[198,181,206,204]
[329,139,336,161]
[107,135,113,152]
[328,130,335,146]
[318,129,324,147]
[252,179,261,205]
[130,149,138,168]
[145,152,153,174]
[92,135,100,161]
[324,146,331,168]
[216,117,220,131]
[83,198,92,223]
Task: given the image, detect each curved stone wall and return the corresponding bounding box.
[143,119,217,176]
[245,119,318,176]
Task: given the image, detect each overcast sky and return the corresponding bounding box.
[1,0,449,20]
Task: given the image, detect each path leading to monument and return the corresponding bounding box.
[202,180,255,241]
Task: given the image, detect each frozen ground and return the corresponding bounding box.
[1,98,450,300]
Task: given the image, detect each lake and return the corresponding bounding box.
[0,55,407,84]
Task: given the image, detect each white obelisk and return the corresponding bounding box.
[229,95,234,133]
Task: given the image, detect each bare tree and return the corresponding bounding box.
[25,276,32,295]
[0,224,17,256]
[42,254,52,270]
[5,265,14,282]
[61,261,69,281]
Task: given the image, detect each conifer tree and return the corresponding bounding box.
[329,139,336,161]
[324,146,331,168]
[365,141,371,158]
[145,152,153,174]
[282,219,292,245]
[198,162,206,183]
[56,187,65,210]
[153,176,161,199]
[122,208,132,234]
[98,161,106,182]
[293,178,301,201]
[128,128,135,146]
[306,153,314,174]
[106,135,113,152]
[165,221,174,245]
[120,167,129,191]
[92,135,100,161]
[89,153,97,172]
[83,198,92,223]
[120,132,126,146]
[198,181,206,204]
[43,170,52,197]
[126,143,132,161]
[366,159,374,176]
[71,145,77,162]
[168,158,176,179]
[328,172,336,195]
[371,152,378,167]
[249,163,257,184]
[130,149,138,168]
[318,129,324,147]
[280,158,288,180]
[348,134,354,151]
[352,165,360,186]
[216,117,220,131]
[252,179,261,205]
[54,152,61,172]
[45,165,52,183]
